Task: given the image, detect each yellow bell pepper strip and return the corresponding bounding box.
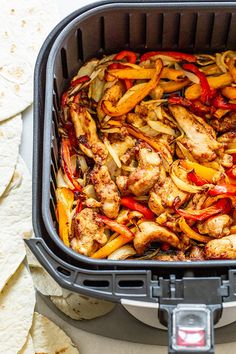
[101,59,163,117]
[228,58,236,83]
[107,67,184,81]
[187,170,208,186]
[208,184,236,196]
[179,217,212,243]
[185,73,233,100]
[231,225,236,234]
[159,78,190,93]
[61,138,82,192]
[140,51,196,63]
[181,160,218,183]
[91,234,134,259]
[56,188,74,247]
[120,197,155,220]
[183,63,212,104]
[175,198,232,221]
[221,86,236,100]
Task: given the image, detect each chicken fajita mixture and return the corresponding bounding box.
[56,50,236,261]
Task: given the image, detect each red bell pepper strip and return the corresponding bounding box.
[208,184,236,196]
[120,197,155,220]
[187,170,208,186]
[70,75,90,87]
[64,121,78,149]
[226,166,236,180]
[61,139,82,192]
[61,92,68,107]
[183,63,212,104]
[212,95,236,111]
[140,51,196,63]
[233,154,236,165]
[97,215,134,239]
[161,242,171,251]
[114,50,137,64]
[168,96,213,116]
[175,198,232,221]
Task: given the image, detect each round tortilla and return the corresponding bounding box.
[0,155,32,241]
[30,312,79,354]
[0,156,32,291]
[18,335,34,354]
[50,290,115,320]
[0,264,35,354]
[0,114,22,197]
[0,0,58,121]
[30,266,63,297]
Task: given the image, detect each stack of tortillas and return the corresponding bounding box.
[0,1,84,353]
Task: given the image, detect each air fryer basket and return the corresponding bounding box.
[28,1,236,353]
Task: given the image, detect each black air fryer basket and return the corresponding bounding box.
[28,1,236,353]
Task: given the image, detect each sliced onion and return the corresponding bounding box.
[196,54,216,66]
[139,125,159,137]
[89,76,105,102]
[215,53,227,73]
[56,168,69,188]
[77,59,99,77]
[176,141,196,161]
[175,63,199,84]
[135,248,160,260]
[122,164,136,172]
[148,120,177,136]
[170,160,206,193]
[77,155,88,174]
[104,138,122,168]
[101,128,122,134]
[108,245,136,260]
[83,184,97,199]
[118,82,147,105]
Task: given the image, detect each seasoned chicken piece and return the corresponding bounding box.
[71,208,107,256]
[112,136,136,158]
[127,148,161,196]
[188,246,205,261]
[169,105,221,161]
[205,234,236,259]
[149,177,189,216]
[91,165,120,218]
[210,112,236,133]
[134,221,180,255]
[116,175,129,195]
[198,214,233,238]
[70,105,107,163]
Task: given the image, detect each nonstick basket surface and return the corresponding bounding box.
[30,1,236,301]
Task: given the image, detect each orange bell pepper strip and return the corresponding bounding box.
[125,124,163,152]
[185,73,233,100]
[228,58,236,83]
[107,67,184,81]
[120,197,155,220]
[97,215,134,239]
[181,160,218,183]
[221,86,236,100]
[178,217,212,243]
[187,170,208,186]
[91,234,134,259]
[56,187,74,247]
[101,59,163,117]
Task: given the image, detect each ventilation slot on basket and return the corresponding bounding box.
[60,48,69,79]
[194,12,214,50]
[83,279,110,288]
[99,16,105,51]
[57,266,71,277]
[118,280,144,288]
[77,28,84,61]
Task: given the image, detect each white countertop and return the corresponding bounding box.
[20,1,236,353]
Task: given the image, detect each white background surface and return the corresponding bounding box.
[20,0,236,353]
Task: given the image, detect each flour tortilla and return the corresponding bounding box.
[0,155,32,241]
[18,335,34,354]
[0,0,58,121]
[31,312,79,354]
[0,156,32,291]
[0,114,22,196]
[50,290,115,320]
[30,266,63,297]
[0,264,35,354]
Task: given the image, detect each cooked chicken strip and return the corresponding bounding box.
[149,177,189,216]
[210,112,236,133]
[71,208,107,256]
[91,165,120,218]
[134,221,180,254]
[205,234,236,259]
[169,105,221,161]
[198,214,232,238]
[127,148,161,196]
[70,105,107,163]
[188,246,205,261]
